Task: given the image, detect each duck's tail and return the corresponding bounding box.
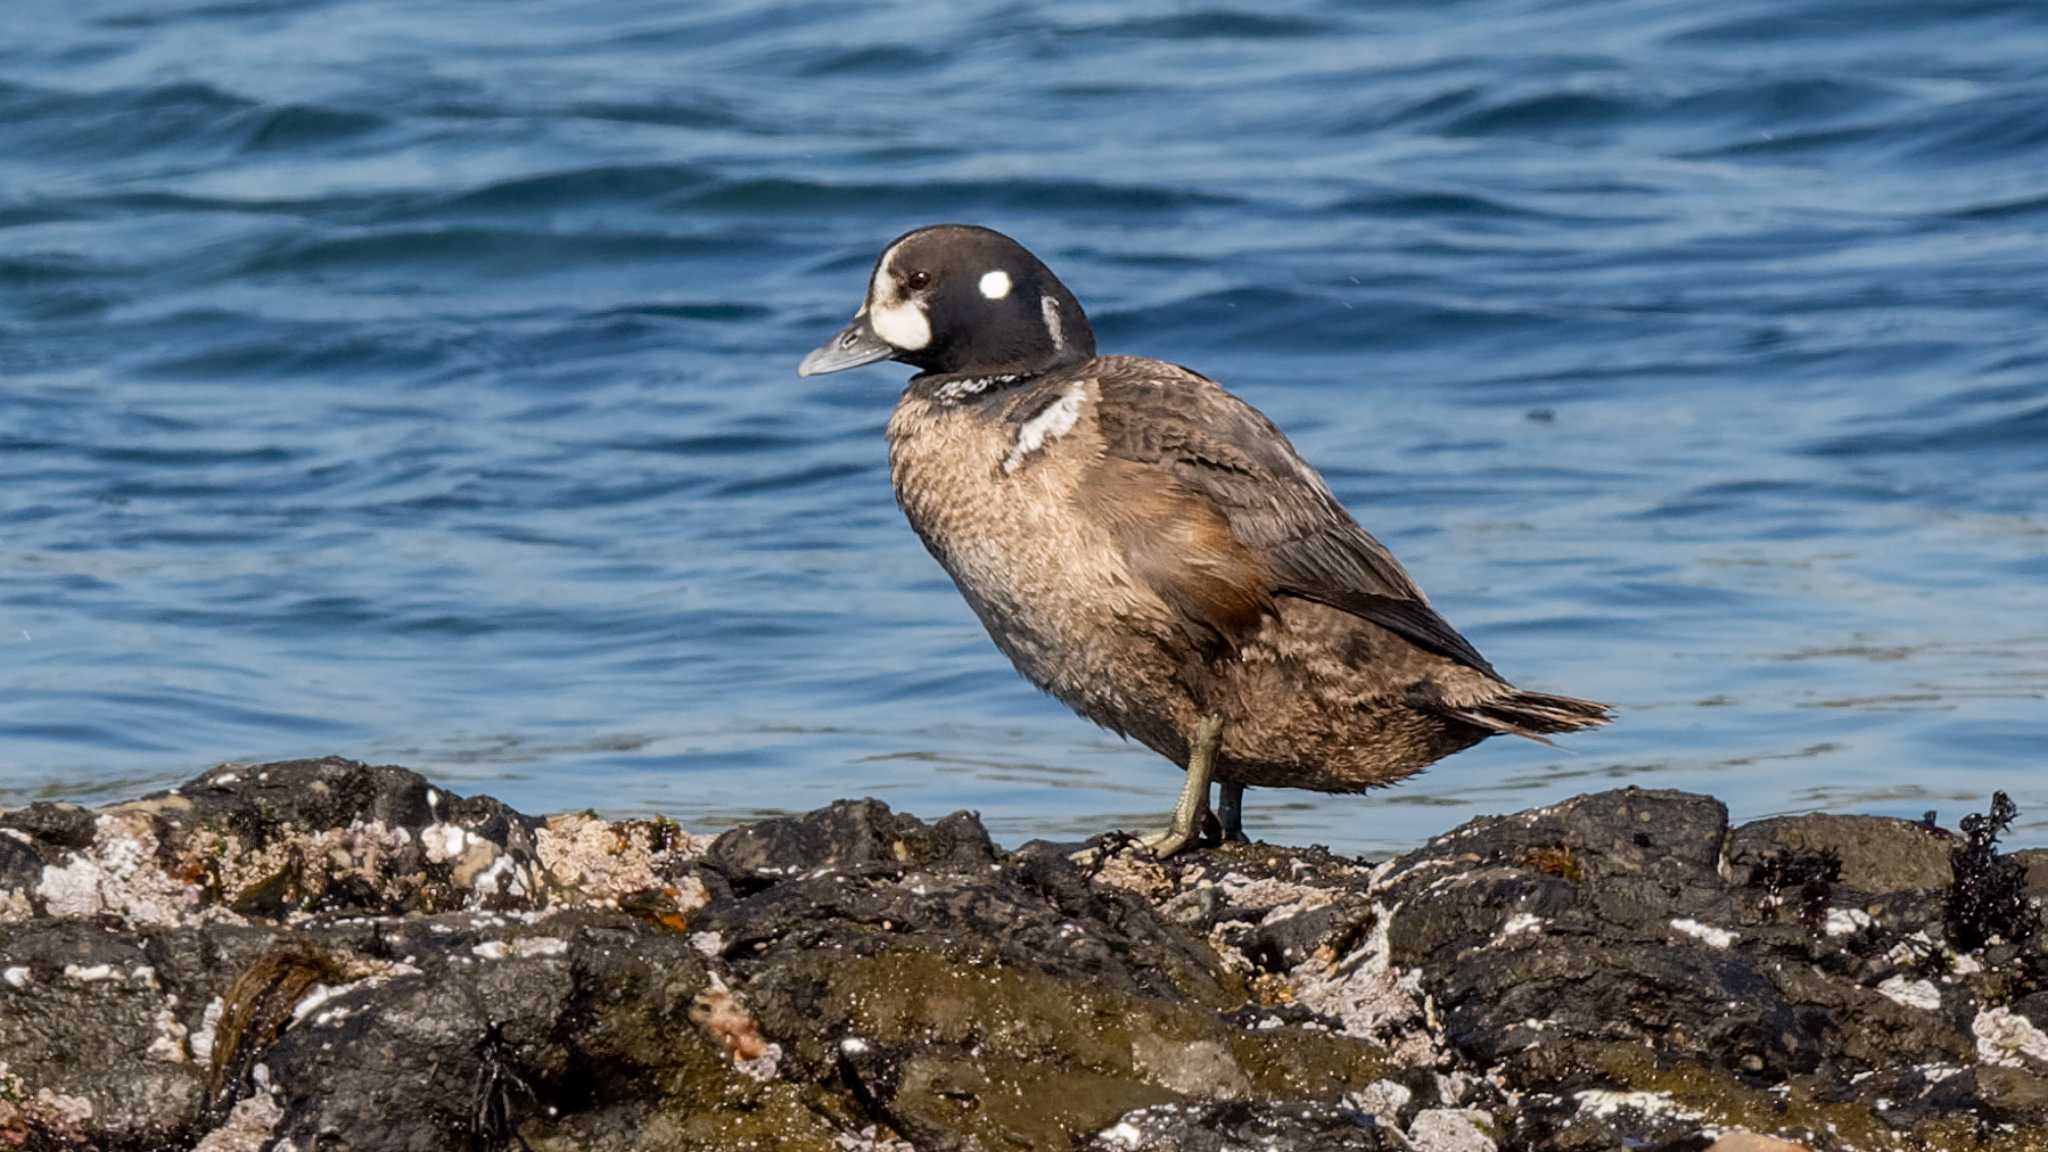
[1443,689,1613,745]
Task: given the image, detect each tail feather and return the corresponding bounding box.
[1443,689,1612,745]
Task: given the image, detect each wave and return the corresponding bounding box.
[669,175,1240,216]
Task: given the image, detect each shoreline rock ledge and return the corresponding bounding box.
[3,758,2045,1152]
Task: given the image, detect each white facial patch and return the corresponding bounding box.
[867,245,930,350]
[978,269,1012,300]
[1003,384,1086,474]
[870,297,930,350]
[1041,295,1064,350]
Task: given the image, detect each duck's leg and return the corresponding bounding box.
[1217,781,1249,843]
[1139,714,1224,859]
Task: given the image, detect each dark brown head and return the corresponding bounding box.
[798,225,1096,380]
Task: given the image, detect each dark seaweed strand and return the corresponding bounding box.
[1945,791,2042,954]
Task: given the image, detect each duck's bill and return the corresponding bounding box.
[798,316,895,377]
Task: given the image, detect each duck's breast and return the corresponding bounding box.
[885,379,1184,737]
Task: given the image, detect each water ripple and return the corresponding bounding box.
[2,0,2045,850]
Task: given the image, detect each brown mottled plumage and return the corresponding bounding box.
[801,224,1609,853]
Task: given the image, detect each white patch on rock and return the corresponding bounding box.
[1003,385,1086,474]
[1349,1079,1412,1126]
[473,851,529,900]
[421,823,470,863]
[1097,1120,1145,1150]
[1216,870,1342,915]
[1131,1032,1250,1099]
[3,966,29,989]
[63,963,119,983]
[1669,918,1737,949]
[735,1046,783,1083]
[1042,296,1064,349]
[535,811,706,909]
[0,886,30,923]
[978,269,1012,299]
[1877,975,1941,1012]
[513,936,568,958]
[286,971,403,1028]
[1408,1108,1498,1152]
[147,1006,190,1063]
[191,996,226,1064]
[1824,907,1873,937]
[1573,1089,1702,1122]
[1501,913,1543,937]
[192,1092,283,1152]
[1974,1006,2048,1068]
[37,857,105,919]
[31,1087,94,1126]
[290,983,346,1023]
[690,931,725,958]
[1287,901,1439,1066]
[473,936,567,961]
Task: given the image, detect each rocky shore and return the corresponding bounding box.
[2,758,2044,1151]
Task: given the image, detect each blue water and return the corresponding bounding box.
[4,1,2046,853]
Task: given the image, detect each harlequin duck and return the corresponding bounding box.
[800,224,1609,857]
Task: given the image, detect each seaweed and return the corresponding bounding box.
[470,1017,539,1152]
[1522,843,1585,884]
[1944,791,2041,954]
[206,943,353,1120]
[1743,845,1842,929]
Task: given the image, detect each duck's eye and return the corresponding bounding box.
[905,270,931,291]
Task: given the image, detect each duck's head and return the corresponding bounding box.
[798,225,1095,379]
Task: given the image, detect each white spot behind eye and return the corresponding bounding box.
[1041,296,1064,350]
[978,270,1012,300]
[1003,384,1086,474]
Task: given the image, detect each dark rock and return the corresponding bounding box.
[1079,1100,1399,1150]
[2016,848,2048,904]
[0,831,38,893]
[703,798,998,890]
[2,801,97,849]
[1731,812,1953,893]
[3,768,2045,1151]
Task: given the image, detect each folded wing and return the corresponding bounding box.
[1087,358,1500,680]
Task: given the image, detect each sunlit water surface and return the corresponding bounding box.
[4,0,2046,852]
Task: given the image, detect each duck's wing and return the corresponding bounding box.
[1087,358,1500,678]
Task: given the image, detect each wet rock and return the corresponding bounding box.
[2,766,2044,1151]
[702,798,998,891]
[1405,1108,1498,1152]
[2018,848,2048,898]
[1081,1101,1396,1151]
[1707,1135,1814,1152]
[1730,812,1953,892]
[1097,787,2048,1151]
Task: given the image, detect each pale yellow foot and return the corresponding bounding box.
[1139,714,1224,860]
